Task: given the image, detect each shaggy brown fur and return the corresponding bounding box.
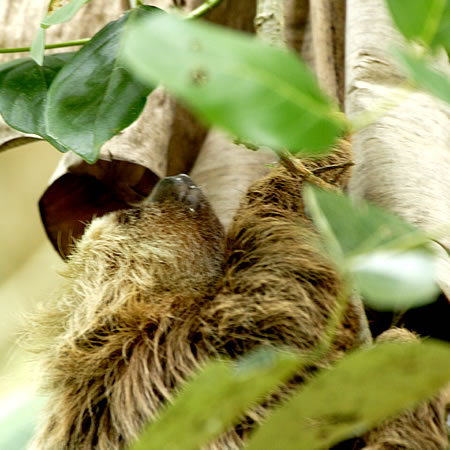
[27,165,448,449]
[28,165,363,449]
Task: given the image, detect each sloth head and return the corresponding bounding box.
[67,174,225,297]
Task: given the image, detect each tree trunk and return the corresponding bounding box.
[346,0,450,309]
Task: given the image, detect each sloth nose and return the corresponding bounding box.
[147,174,203,210]
[152,174,197,196]
[167,174,196,188]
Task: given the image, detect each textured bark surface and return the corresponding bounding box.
[283,0,351,197]
[308,0,346,105]
[346,0,450,303]
[187,0,256,32]
[191,131,276,230]
[284,0,309,53]
[255,0,286,46]
[286,0,346,109]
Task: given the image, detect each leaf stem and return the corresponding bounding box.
[0,38,90,54]
[186,0,225,19]
[0,0,225,55]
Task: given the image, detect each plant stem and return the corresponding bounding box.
[186,0,224,19]
[0,0,225,55]
[0,38,90,54]
[255,0,286,46]
[280,153,341,193]
[310,161,354,175]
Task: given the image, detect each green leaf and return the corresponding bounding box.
[30,28,45,66]
[304,186,439,310]
[352,249,440,310]
[431,2,450,53]
[304,186,427,258]
[30,0,93,67]
[246,340,450,450]
[385,0,448,48]
[45,6,158,163]
[394,48,450,104]
[42,0,92,27]
[131,348,301,450]
[0,53,74,152]
[122,14,347,154]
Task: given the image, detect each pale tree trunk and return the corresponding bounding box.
[346,0,450,302]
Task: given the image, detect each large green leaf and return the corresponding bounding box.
[304,186,428,258]
[246,340,450,449]
[304,186,440,310]
[42,0,93,27]
[351,249,440,310]
[45,6,158,163]
[122,14,346,154]
[394,48,450,104]
[0,53,74,152]
[385,0,448,50]
[432,2,450,53]
[131,348,301,450]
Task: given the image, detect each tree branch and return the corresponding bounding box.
[186,0,225,19]
[254,0,286,46]
[0,0,225,55]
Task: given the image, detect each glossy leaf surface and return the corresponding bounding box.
[122,13,346,154]
[247,340,450,449]
[0,53,74,152]
[386,0,449,51]
[304,186,439,309]
[45,6,157,163]
[432,2,450,52]
[352,249,440,309]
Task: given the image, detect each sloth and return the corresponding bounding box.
[27,165,448,449]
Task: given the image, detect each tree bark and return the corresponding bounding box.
[346,0,450,302]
